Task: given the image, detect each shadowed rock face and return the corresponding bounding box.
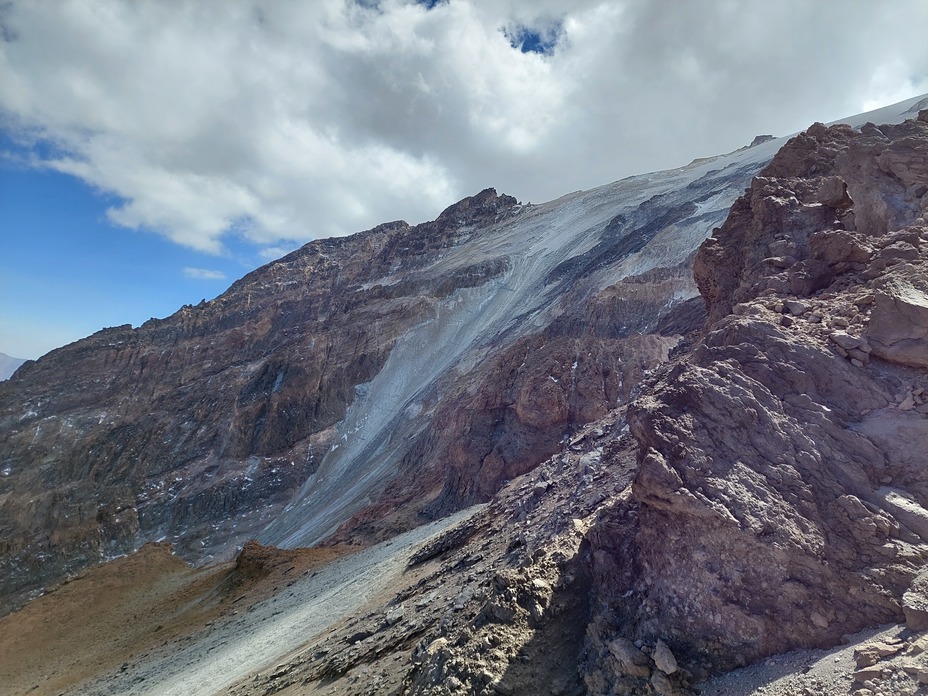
[0,138,769,612]
[585,110,928,686]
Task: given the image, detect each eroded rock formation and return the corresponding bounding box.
[3,99,928,696]
[585,109,928,691]
[0,190,522,609]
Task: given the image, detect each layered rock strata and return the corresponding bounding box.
[0,190,522,609]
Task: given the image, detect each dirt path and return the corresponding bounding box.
[68,506,482,696]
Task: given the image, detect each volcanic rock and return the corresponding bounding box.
[904,569,928,631]
[4,97,928,696]
[653,639,679,675]
[867,279,928,368]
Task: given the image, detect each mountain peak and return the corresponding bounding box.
[435,187,520,226]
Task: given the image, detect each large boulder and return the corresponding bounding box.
[867,278,928,368]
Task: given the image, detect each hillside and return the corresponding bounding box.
[0,114,783,610]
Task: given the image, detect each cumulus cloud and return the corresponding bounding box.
[1,0,927,255]
[183,267,227,281]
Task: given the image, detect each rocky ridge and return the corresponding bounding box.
[204,103,928,696]
[1,97,927,696]
[581,107,928,692]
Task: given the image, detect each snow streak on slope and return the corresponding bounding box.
[259,145,777,548]
[261,93,928,549]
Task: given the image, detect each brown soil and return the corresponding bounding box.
[0,541,356,696]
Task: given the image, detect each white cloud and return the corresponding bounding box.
[1,0,927,255]
[183,267,227,281]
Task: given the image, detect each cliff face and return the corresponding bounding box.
[585,108,928,689]
[0,143,773,611]
[0,190,520,606]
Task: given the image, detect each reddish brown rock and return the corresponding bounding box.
[0,190,521,611]
[587,112,928,679]
[0,153,759,611]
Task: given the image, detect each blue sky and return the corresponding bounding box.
[0,157,269,358]
[1,0,927,360]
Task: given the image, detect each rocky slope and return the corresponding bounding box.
[0,118,786,612]
[582,106,928,692]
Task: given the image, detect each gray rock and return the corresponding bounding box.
[650,669,676,696]
[867,282,928,368]
[904,569,928,631]
[830,331,862,350]
[386,606,405,626]
[653,639,678,675]
[608,638,652,678]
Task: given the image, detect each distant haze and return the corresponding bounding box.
[0,352,26,381]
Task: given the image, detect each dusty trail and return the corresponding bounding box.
[70,506,482,696]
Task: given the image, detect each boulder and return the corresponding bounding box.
[652,639,678,675]
[607,638,651,678]
[904,569,928,631]
[867,281,928,368]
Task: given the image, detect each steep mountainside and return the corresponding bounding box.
[583,106,928,692]
[0,126,780,612]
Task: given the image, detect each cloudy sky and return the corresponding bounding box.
[2,0,927,359]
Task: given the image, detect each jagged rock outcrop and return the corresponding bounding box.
[585,110,928,690]
[330,265,694,543]
[5,97,928,696]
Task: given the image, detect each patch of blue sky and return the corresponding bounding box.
[0,144,269,358]
[504,20,564,56]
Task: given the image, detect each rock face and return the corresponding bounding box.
[585,109,928,687]
[0,139,772,611]
[868,278,928,368]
